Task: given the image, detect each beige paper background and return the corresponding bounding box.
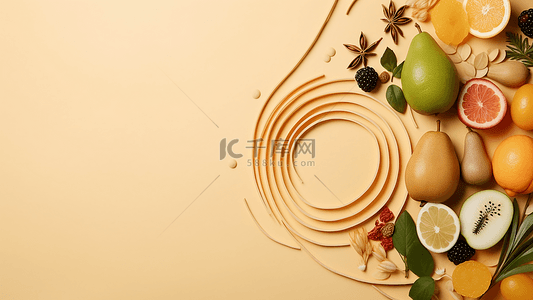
[1,0,532,299]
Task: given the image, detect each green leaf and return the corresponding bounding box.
[392,211,434,277]
[495,264,533,283]
[409,277,435,300]
[386,85,407,113]
[408,242,435,277]
[497,198,520,276]
[512,211,533,251]
[502,246,533,275]
[381,47,397,72]
[393,211,417,257]
[393,61,404,79]
[494,221,513,280]
[505,32,533,68]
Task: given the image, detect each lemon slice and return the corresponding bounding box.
[463,0,511,39]
[416,203,460,253]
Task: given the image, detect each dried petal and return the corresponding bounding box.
[394,17,412,25]
[344,44,361,52]
[373,271,391,280]
[394,5,408,19]
[372,243,387,262]
[384,23,391,33]
[359,32,367,50]
[396,25,404,37]
[388,0,395,18]
[348,56,362,69]
[382,4,390,20]
[366,37,383,52]
[391,26,398,44]
[376,259,399,273]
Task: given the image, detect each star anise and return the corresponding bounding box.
[381,0,412,44]
[343,32,382,69]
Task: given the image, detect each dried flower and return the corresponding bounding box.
[373,259,399,280]
[445,280,464,300]
[372,271,391,280]
[381,0,412,44]
[344,32,383,70]
[372,244,387,262]
[379,71,390,83]
[406,0,438,22]
[349,228,373,271]
[381,223,395,237]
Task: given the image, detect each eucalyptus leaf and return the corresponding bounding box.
[381,47,397,72]
[495,264,533,283]
[409,276,435,300]
[386,85,407,113]
[393,61,404,79]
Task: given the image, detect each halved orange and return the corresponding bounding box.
[464,0,511,38]
[457,78,507,129]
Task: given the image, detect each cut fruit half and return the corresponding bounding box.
[464,0,511,38]
[416,203,460,253]
[459,190,513,250]
[457,78,507,129]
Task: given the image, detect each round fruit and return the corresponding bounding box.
[518,9,533,38]
[511,84,533,131]
[501,273,533,300]
[492,135,533,197]
[447,240,476,265]
[459,190,513,250]
[430,0,470,45]
[416,203,460,253]
[464,0,511,38]
[457,78,507,129]
[452,261,492,298]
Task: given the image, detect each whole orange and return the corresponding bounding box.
[500,273,533,300]
[492,135,533,197]
[511,84,533,131]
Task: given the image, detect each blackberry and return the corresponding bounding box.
[447,240,476,265]
[355,66,379,92]
[518,9,533,38]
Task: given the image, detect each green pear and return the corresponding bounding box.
[401,26,460,115]
[405,120,460,203]
[461,129,492,185]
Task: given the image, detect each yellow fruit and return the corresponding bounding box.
[416,203,460,253]
[492,135,533,197]
[464,0,511,38]
[452,261,492,298]
[500,274,533,300]
[430,0,470,45]
[512,84,533,131]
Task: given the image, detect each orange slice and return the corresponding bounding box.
[416,203,460,253]
[430,0,470,45]
[464,0,511,38]
[452,261,492,298]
